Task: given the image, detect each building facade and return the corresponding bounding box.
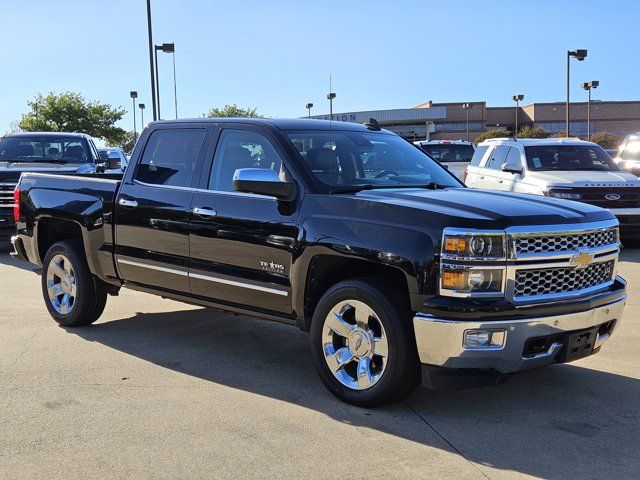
[309,100,640,141]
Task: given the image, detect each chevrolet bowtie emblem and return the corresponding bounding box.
[570,251,594,269]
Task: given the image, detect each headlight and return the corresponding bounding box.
[441,267,503,293]
[547,189,582,200]
[442,231,505,259]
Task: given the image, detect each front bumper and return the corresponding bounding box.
[413,282,626,374]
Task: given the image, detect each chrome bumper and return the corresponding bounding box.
[413,293,626,373]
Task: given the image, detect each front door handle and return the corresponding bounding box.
[498,179,504,183]
[118,198,138,208]
[193,207,217,218]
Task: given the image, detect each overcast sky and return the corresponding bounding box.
[2,0,639,135]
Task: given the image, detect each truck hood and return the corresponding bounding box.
[524,170,640,188]
[352,187,613,229]
[0,162,93,182]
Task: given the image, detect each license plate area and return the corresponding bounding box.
[561,327,598,362]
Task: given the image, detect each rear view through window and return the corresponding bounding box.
[0,136,89,163]
[525,145,618,171]
[419,144,475,162]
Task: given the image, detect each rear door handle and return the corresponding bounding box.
[193,207,217,218]
[118,198,138,208]
[498,179,504,183]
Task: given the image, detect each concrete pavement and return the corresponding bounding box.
[0,241,638,479]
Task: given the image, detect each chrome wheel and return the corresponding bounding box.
[46,254,76,315]
[321,300,389,390]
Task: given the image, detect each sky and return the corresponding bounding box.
[2,0,639,137]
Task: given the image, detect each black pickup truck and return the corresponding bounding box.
[11,118,627,406]
[0,132,118,233]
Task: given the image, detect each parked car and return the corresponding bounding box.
[465,137,640,247]
[98,147,129,172]
[612,132,640,175]
[0,132,105,234]
[414,140,475,179]
[11,119,626,406]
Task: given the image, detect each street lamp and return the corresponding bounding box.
[130,91,138,139]
[154,42,176,119]
[512,94,524,135]
[139,103,146,128]
[566,49,588,136]
[327,93,336,119]
[582,80,599,140]
[306,102,314,118]
[146,0,157,121]
[461,103,472,141]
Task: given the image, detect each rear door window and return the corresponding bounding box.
[135,128,206,187]
[470,145,490,166]
[485,145,510,170]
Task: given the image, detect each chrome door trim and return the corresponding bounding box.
[117,258,188,276]
[189,272,289,297]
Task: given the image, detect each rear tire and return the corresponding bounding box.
[41,241,108,327]
[310,278,420,407]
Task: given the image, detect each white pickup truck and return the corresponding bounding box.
[465,137,640,247]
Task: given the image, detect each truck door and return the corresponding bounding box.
[188,126,299,316]
[114,126,209,293]
[477,145,510,190]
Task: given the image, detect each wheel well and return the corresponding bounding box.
[303,255,410,328]
[37,218,83,263]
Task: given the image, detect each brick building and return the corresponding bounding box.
[310,100,640,141]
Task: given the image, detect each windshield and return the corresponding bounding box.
[0,136,90,163]
[419,144,475,162]
[524,145,618,172]
[286,130,462,191]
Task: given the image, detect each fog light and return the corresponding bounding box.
[464,329,506,349]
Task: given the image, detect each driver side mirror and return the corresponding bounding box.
[233,168,296,201]
[501,162,523,174]
[95,162,107,173]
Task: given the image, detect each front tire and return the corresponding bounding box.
[41,241,108,327]
[310,279,420,407]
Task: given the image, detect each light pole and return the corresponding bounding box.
[154,42,175,119]
[139,103,146,128]
[512,94,524,135]
[306,102,313,118]
[461,103,471,141]
[582,80,599,140]
[146,0,157,121]
[327,74,336,119]
[566,49,588,136]
[130,91,138,139]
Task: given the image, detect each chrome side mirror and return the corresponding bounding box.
[233,168,295,201]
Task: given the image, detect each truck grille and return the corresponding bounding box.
[514,228,617,255]
[0,183,16,209]
[514,260,615,297]
[578,186,640,209]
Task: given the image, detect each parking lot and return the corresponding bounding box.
[0,239,638,480]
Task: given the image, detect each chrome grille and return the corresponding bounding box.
[514,260,614,297]
[514,228,617,255]
[0,183,16,209]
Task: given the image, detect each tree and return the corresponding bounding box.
[204,104,261,118]
[515,126,550,139]
[18,92,127,145]
[589,132,621,149]
[106,131,138,152]
[474,129,511,143]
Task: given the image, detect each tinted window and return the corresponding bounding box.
[485,145,510,170]
[505,147,522,166]
[0,136,89,163]
[621,140,640,161]
[135,129,206,186]
[420,144,475,162]
[209,130,283,192]
[286,130,461,189]
[470,145,490,166]
[524,145,618,171]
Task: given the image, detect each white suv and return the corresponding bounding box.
[414,140,475,180]
[465,137,640,247]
